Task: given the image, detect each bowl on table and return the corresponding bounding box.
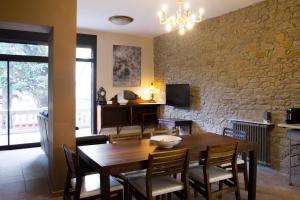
[150,135,182,149]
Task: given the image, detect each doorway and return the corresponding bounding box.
[0,38,48,149]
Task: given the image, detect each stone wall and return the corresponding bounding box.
[154,0,300,173]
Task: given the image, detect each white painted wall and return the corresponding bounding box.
[78,29,154,100]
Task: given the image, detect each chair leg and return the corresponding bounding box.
[206,182,212,200]
[243,163,248,190]
[235,189,241,200]
[117,190,123,200]
[167,193,171,200]
[218,181,223,199]
[194,186,198,198]
[234,175,241,200]
[185,188,190,200]
[124,180,130,200]
[128,187,133,200]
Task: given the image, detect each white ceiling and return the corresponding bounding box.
[77,0,264,38]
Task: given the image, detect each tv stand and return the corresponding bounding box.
[97,103,161,134]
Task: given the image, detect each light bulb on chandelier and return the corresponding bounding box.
[157,0,205,35]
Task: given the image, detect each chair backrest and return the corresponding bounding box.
[205,142,238,167]
[147,148,189,178]
[149,128,179,137]
[142,113,158,126]
[76,135,108,146]
[62,144,79,178]
[222,128,246,141]
[109,132,142,143]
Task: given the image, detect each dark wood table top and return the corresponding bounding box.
[78,133,255,173]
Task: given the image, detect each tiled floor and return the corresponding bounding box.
[0,147,49,200]
[0,147,299,200]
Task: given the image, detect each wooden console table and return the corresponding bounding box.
[158,118,193,134]
[97,103,161,134]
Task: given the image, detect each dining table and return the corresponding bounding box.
[78,133,257,200]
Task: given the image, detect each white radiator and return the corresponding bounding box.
[229,120,272,166]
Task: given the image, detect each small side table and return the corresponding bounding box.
[158,118,193,135]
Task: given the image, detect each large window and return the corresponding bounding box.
[75,34,97,135]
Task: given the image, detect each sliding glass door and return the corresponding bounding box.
[9,61,48,145]
[0,41,48,148]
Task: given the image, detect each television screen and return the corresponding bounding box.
[166,84,190,107]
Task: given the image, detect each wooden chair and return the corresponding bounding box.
[76,135,109,174]
[143,128,179,138]
[76,135,108,146]
[222,128,248,190]
[109,132,143,200]
[128,148,190,200]
[62,144,123,200]
[189,142,240,200]
[109,132,142,143]
[141,112,158,133]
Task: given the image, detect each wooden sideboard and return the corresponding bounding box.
[97,103,161,134]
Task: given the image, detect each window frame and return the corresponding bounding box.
[76,34,97,134]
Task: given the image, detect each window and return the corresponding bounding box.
[75,34,97,135]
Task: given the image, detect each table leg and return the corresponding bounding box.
[289,138,293,186]
[248,149,257,200]
[100,168,110,200]
[189,124,192,135]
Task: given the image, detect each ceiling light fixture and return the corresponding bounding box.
[157,0,204,35]
[109,15,134,25]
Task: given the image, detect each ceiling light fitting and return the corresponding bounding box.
[157,0,204,35]
[109,15,133,25]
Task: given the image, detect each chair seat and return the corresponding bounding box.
[220,158,245,168]
[71,174,123,198]
[129,176,184,197]
[189,166,233,183]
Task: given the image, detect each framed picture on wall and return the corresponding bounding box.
[113,45,141,87]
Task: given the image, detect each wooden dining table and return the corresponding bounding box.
[78,133,257,200]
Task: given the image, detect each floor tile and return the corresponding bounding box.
[25,178,50,195]
[0,175,24,184]
[0,180,26,195]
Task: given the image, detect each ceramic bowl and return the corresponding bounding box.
[118,100,128,105]
[150,135,182,149]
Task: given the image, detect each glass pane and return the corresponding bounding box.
[76,47,92,59]
[76,61,92,135]
[0,61,8,146]
[9,62,48,145]
[0,42,48,57]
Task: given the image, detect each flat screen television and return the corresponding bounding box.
[166,84,190,107]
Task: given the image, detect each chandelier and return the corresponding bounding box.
[157,0,204,35]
